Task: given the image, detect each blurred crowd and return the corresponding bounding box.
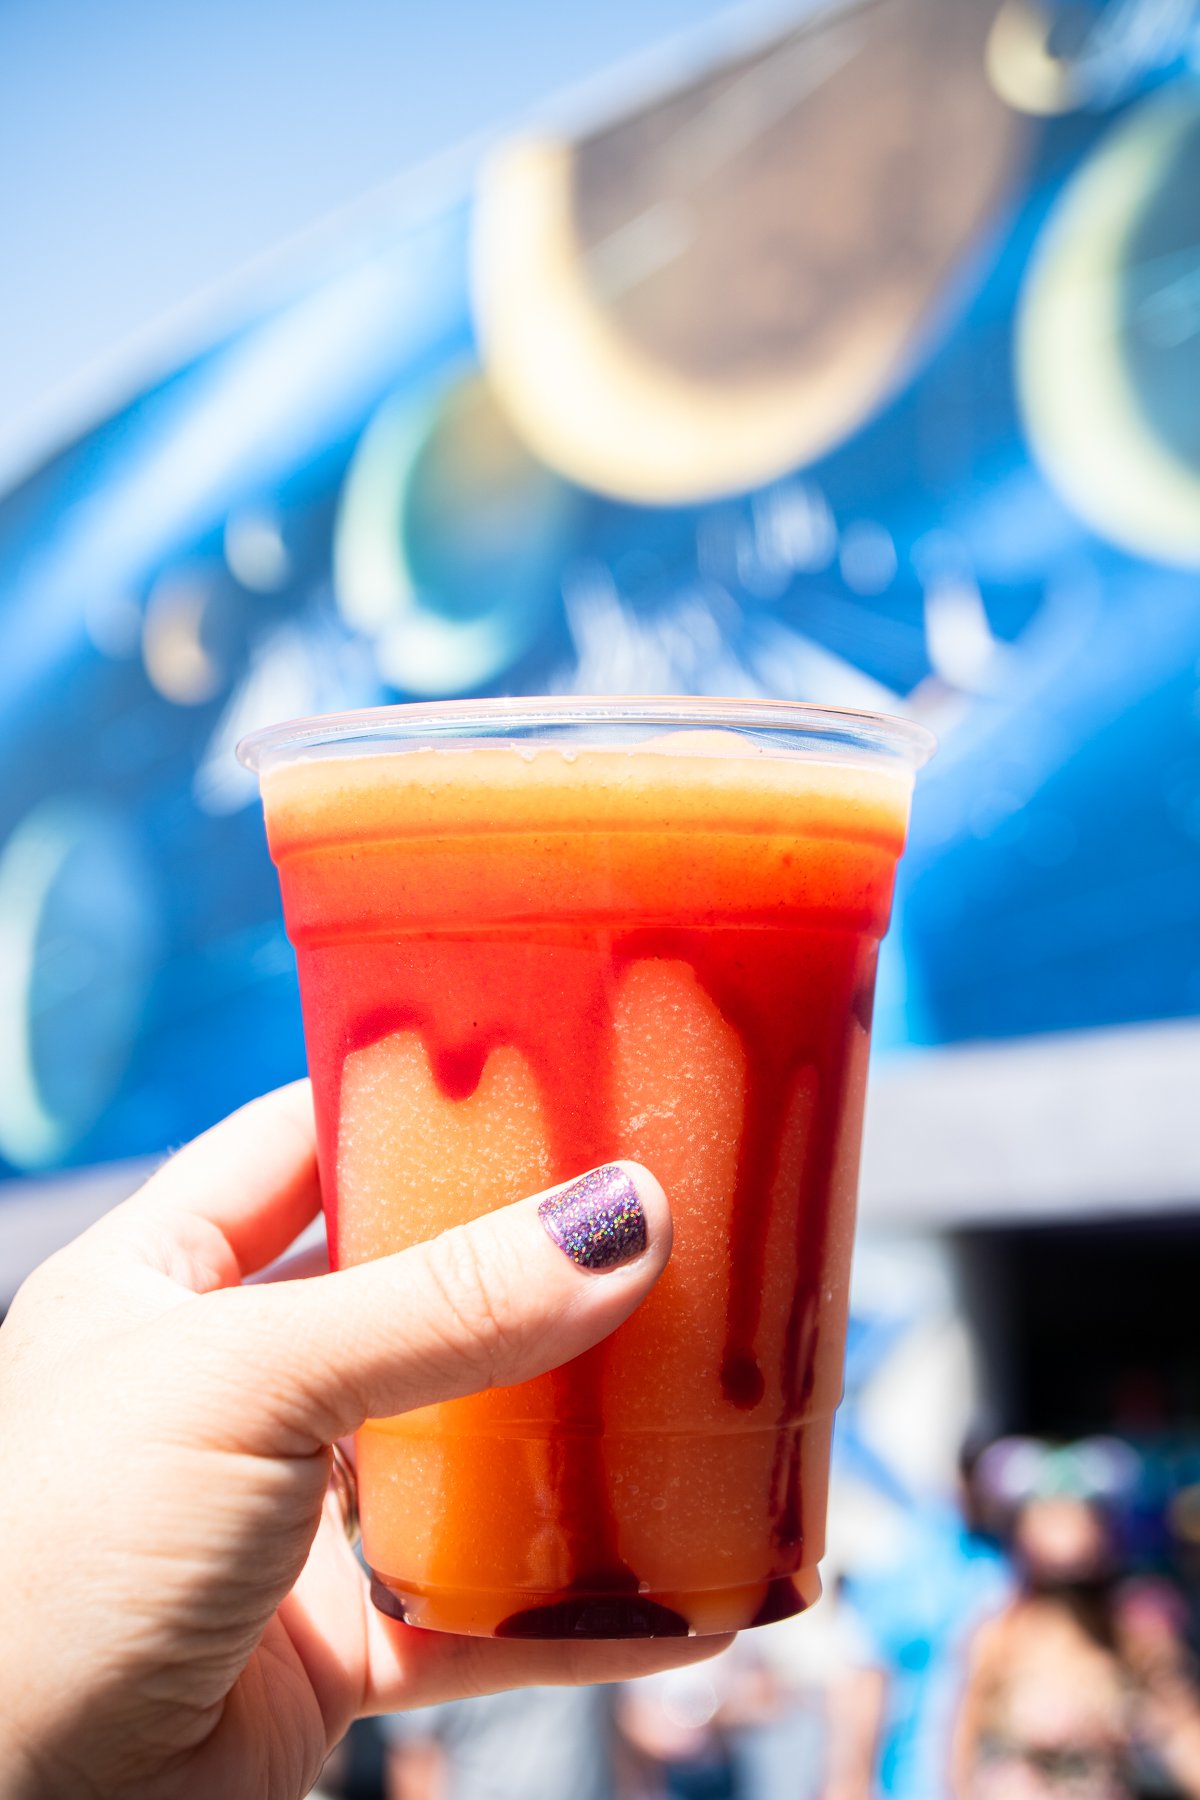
[318,1432,1200,1800]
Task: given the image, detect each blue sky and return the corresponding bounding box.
[0,0,732,455]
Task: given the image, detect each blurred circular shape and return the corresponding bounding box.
[976,1436,1142,1509]
[1073,1436,1142,1500]
[334,373,576,696]
[986,0,1082,116]
[658,1671,721,1732]
[0,800,159,1169]
[224,506,291,593]
[142,569,229,705]
[1168,1484,1200,1545]
[1017,87,1200,568]
[473,0,1020,503]
[974,1436,1045,1506]
[839,520,898,594]
[752,482,838,575]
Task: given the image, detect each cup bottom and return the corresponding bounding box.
[368,1565,822,1639]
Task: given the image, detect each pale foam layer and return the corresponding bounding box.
[261,732,912,856]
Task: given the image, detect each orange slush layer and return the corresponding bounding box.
[261,742,912,934]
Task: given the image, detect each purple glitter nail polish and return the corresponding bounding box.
[538,1165,648,1271]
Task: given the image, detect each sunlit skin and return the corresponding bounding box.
[262,736,912,1639]
[0,1085,734,1800]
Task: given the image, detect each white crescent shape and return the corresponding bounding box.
[1016,88,1200,569]
[334,375,573,696]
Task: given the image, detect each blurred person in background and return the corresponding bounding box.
[952,1443,1200,1800]
[830,1441,1014,1799]
[618,1651,738,1799]
[1167,1487,1200,1626]
[617,1589,868,1800]
[1115,1575,1200,1793]
[720,1601,852,1800]
[380,1687,618,1800]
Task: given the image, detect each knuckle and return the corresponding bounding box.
[417,1219,525,1389]
[6,1247,86,1341]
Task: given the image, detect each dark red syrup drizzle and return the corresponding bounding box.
[748,1575,813,1629]
[300,919,871,1637]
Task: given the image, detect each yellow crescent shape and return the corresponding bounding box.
[986,0,1077,116]
[472,130,1000,505]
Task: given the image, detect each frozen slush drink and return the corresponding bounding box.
[242,700,930,1638]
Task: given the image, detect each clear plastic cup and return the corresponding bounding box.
[239,697,933,1638]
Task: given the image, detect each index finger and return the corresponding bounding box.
[126,1081,322,1278]
[364,1600,738,1715]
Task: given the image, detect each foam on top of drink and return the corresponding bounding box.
[261,729,912,856]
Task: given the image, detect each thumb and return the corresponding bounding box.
[182,1163,670,1456]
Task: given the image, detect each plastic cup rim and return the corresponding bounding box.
[237,695,936,776]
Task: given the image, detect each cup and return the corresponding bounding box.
[239,698,932,1638]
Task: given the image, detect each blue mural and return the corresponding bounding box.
[0,0,1197,1175]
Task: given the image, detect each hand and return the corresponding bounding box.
[0,1082,728,1800]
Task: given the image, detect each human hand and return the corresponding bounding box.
[0,1083,728,1799]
